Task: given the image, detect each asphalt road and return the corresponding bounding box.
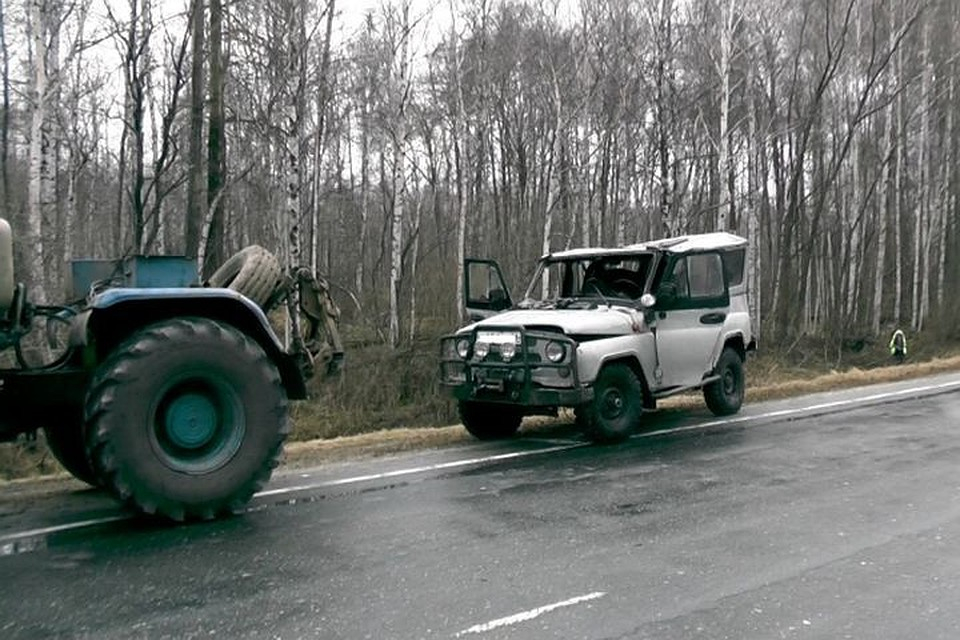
[2,373,960,639]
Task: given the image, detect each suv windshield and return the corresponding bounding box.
[518,253,654,309]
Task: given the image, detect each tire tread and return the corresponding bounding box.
[85,317,288,521]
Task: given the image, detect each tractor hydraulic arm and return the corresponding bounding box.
[285,267,344,380]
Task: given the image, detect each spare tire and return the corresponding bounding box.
[207,245,283,309]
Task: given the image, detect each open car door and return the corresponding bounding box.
[464,259,512,321]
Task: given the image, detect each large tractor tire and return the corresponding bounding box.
[43,419,98,487]
[85,317,289,521]
[582,363,643,444]
[458,401,523,440]
[206,245,283,309]
[703,347,745,416]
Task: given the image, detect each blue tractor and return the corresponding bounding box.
[0,219,343,520]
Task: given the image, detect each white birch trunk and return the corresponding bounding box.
[26,0,49,303]
[846,135,860,320]
[282,0,307,349]
[911,19,931,332]
[579,132,590,248]
[408,186,422,342]
[356,99,370,298]
[388,145,405,347]
[388,3,410,347]
[747,91,761,337]
[893,43,905,327]
[449,0,468,325]
[872,97,894,334]
[310,113,322,274]
[715,0,736,232]
[935,70,953,313]
[540,72,563,299]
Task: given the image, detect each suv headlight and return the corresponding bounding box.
[544,341,566,363]
[500,342,517,361]
[455,338,471,359]
[474,341,490,359]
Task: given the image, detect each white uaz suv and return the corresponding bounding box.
[439,232,757,443]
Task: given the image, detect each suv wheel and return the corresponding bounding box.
[459,401,522,440]
[703,347,744,416]
[584,363,643,444]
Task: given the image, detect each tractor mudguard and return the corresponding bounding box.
[78,288,309,399]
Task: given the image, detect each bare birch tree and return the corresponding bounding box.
[26,0,60,303]
[0,0,9,215]
[386,2,412,348]
[712,0,742,232]
[449,0,469,324]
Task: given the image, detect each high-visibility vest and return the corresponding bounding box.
[888,330,907,355]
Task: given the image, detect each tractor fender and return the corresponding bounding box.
[74,288,308,399]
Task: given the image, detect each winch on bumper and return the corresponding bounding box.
[439,327,592,407]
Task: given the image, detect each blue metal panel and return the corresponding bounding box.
[70,256,198,298]
[125,256,199,289]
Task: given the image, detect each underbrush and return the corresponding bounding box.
[292,336,459,440]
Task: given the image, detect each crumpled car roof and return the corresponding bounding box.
[544,232,747,261]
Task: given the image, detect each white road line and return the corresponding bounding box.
[455,591,606,637]
[254,443,588,498]
[2,377,958,547]
[0,515,128,550]
[633,378,960,441]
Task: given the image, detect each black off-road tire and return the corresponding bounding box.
[206,245,283,309]
[574,405,589,430]
[43,419,98,487]
[459,401,523,440]
[583,363,643,444]
[703,347,745,416]
[85,317,289,521]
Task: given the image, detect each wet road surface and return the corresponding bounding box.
[2,374,960,639]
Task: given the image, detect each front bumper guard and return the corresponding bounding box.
[439,328,591,407]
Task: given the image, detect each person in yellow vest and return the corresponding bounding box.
[888,329,907,364]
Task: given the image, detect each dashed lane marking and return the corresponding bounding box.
[254,442,588,497]
[454,591,606,637]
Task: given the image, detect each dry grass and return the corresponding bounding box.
[282,426,473,468]
[746,354,960,401]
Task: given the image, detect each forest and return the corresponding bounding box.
[3,0,959,421]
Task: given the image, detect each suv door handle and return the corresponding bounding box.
[699,312,726,325]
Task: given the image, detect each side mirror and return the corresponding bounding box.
[488,288,508,309]
[656,279,678,306]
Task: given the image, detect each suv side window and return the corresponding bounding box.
[659,252,728,309]
[687,253,725,298]
[721,248,745,287]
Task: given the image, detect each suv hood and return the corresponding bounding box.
[462,307,643,336]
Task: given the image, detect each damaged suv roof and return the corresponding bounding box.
[545,232,747,260]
